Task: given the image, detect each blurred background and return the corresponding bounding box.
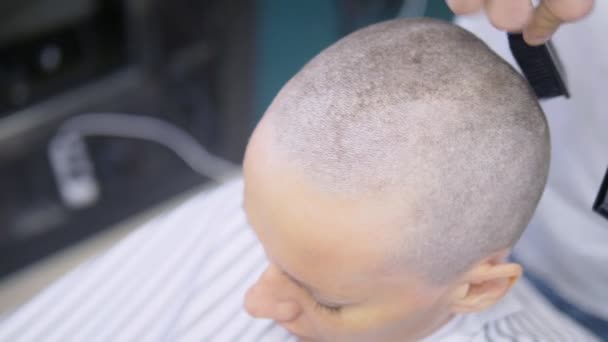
[0,0,451,313]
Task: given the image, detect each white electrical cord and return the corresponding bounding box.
[48,113,239,208]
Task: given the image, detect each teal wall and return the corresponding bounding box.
[253,0,453,122]
[254,0,340,121]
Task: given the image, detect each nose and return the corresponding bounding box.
[244,264,302,322]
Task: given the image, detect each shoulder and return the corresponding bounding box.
[0,177,257,342]
[156,177,246,229]
[470,279,600,342]
[172,177,244,217]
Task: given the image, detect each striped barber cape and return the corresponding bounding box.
[0,178,600,342]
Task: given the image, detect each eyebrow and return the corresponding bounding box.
[278,267,351,306]
[241,200,352,305]
[281,270,318,293]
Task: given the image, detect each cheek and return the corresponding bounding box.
[343,303,417,332]
[311,295,445,339]
[306,301,407,337]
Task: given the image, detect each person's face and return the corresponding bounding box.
[242,126,461,342]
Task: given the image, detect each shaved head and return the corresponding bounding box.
[248,18,549,284]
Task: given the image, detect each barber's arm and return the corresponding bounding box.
[446,0,594,45]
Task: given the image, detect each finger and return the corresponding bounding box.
[445,0,485,15]
[524,0,594,45]
[485,0,534,32]
[543,0,594,21]
[523,1,563,45]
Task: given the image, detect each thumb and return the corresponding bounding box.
[523,1,562,45]
[523,0,594,46]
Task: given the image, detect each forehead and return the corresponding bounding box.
[243,142,421,298]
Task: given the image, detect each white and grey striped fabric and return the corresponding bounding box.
[0,179,600,341]
[430,278,602,342]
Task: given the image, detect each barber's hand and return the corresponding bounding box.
[446,0,594,45]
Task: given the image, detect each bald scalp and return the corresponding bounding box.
[259,18,550,283]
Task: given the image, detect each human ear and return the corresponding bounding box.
[449,259,522,314]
